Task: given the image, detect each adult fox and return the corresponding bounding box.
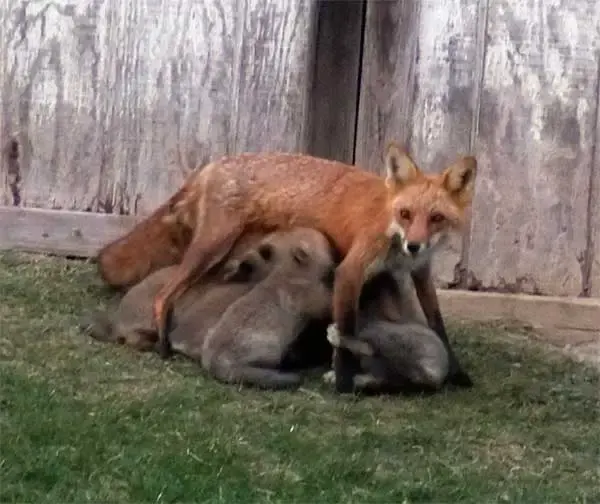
[97,143,477,393]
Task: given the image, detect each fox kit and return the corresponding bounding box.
[96,143,477,393]
[201,228,335,390]
[326,321,449,394]
[324,266,450,394]
[324,231,453,393]
[83,232,273,350]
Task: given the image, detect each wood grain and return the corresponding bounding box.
[0,0,319,216]
[308,0,365,164]
[354,0,420,174]
[589,69,600,297]
[468,0,600,296]
[0,206,139,257]
[355,0,485,287]
[232,0,318,154]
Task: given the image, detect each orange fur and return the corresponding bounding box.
[96,186,192,290]
[97,143,478,392]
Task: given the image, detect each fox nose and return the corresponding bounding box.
[406,242,422,256]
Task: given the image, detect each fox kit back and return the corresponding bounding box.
[201,228,335,390]
[83,231,273,352]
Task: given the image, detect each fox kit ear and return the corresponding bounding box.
[257,243,274,262]
[384,142,419,189]
[223,258,254,282]
[442,156,478,207]
[291,246,310,267]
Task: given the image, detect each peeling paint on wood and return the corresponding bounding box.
[355,0,484,287]
[0,0,318,215]
[468,0,600,296]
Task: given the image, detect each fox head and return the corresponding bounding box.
[383,142,477,261]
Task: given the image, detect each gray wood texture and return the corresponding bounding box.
[0,207,138,257]
[0,0,318,216]
[590,80,600,297]
[233,0,318,154]
[355,0,484,288]
[468,0,600,296]
[308,0,365,164]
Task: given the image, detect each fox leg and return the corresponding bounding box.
[332,235,386,394]
[152,219,245,359]
[410,263,473,388]
[326,323,373,356]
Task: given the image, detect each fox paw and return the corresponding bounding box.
[326,324,341,347]
[322,369,336,385]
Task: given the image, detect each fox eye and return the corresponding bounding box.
[429,212,445,224]
[399,208,411,220]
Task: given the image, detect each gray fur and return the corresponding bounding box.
[201,229,335,390]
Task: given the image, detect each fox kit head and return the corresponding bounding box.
[254,228,337,290]
[221,248,273,284]
[383,142,477,261]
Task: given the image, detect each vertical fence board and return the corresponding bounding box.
[590,72,600,297]
[1,0,108,211]
[355,0,483,286]
[232,0,318,154]
[97,0,241,215]
[308,0,364,164]
[355,0,420,174]
[468,0,600,296]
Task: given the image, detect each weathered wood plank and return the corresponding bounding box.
[0,0,319,216]
[355,0,484,287]
[232,0,318,154]
[354,0,420,174]
[308,0,365,163]
[0,0,239,215]
[96,0,241,215]
[589,69,600,297]
[0,206,139,257]
[468,0,600,296]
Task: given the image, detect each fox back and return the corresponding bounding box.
[97,144,477,289]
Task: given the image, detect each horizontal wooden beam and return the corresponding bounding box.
[0,206,140,258]
[439,289,600,363]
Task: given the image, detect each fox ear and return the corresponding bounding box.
[384,142,419,189]
[442,156,478,207]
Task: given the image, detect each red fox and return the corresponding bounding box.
[96,143,477,393]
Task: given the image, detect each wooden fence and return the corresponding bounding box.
[1,0,599,299]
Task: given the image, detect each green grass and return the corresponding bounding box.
[0,251,598,504]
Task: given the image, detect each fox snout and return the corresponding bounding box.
[404,241,426,257]
[388,228,429,258]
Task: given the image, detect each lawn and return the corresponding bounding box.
[0,251,598,503]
